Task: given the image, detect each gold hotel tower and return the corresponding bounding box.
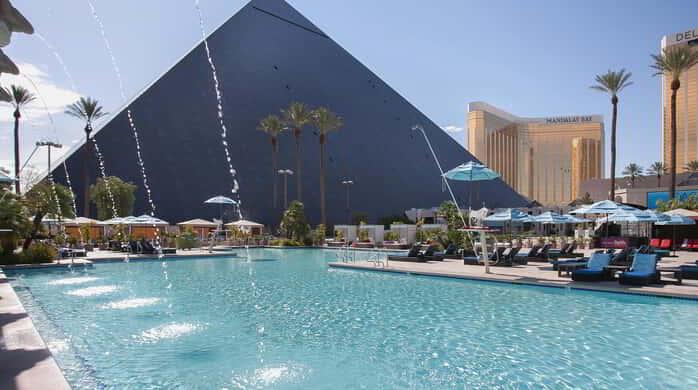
[467,102,604,205]
[661,27,698,171]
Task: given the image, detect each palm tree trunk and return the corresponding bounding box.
[294,128,302,202]
[657,175,661,188]
[272,138,278,208]
[670,81,679,200]
[610,96,618,201]
[320,135,326,226]
[83,131,91,217]
[13,110,20,194]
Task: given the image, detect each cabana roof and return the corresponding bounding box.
[177,218,218,227]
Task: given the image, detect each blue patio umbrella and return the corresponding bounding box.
[204,195,238,225]
[571,200,640,237]
[485,208,533,235]
[569,200,638,215]
[533,211,569,225]
[596,210,662,224]
[563,215,591,224]
[443,161,501,225]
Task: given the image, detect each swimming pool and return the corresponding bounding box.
[7,248,698,389]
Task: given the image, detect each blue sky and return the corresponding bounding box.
[2,0,697,181]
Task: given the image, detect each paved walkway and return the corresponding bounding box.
[329,250,698,299]
[0,271,70,389]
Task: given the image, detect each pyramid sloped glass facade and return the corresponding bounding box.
[53,0,527,225]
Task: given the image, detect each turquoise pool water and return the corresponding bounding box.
[7,248,698,389]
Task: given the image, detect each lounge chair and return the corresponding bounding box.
[526,244,552,262]
[618,254,660,286]
[388,245,427,263]
[419,245,444,261]
[493,247,522,266]
[515,245,541,261]
[678,265,698,280]
[571,253,613,282]
[140,239,157,254]
[463,246,505,265]
[609,247,633,268]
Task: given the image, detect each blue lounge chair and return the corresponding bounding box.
[618,254,660,286]
[571,253,612,282]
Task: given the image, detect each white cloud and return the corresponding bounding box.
[441,125,464,133]
[0,62,80,127]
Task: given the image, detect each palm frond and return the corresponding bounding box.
[590,69,633,96]
[312,107,343,135]
[65,97,108,123]
[281,102,312,129]
[651,46,698,81]
[6,84,35,109]
[257,114,284,137]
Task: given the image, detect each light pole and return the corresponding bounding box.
[341,179,353,224]
[36,141,62,181]
[278,169,293,208]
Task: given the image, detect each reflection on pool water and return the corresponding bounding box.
[7,248,698,389]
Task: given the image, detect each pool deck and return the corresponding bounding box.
[0,269,70,389]
[328,250,698,300]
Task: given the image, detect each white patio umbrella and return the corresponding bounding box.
[571,200,640,237]
[204,195,238,225]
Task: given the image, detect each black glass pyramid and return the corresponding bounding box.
[54,0,527,225]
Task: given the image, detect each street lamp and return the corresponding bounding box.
[277,169,293,208]
[36,141,62,181]
[341,179,354,224]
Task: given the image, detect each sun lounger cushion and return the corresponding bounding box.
[571,253,611,282]
[619,254,659,285]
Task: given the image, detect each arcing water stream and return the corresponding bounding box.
[194,0,242,219]
[86,0,161,254]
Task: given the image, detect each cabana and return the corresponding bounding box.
[100,215,170,240]
[390,224,416,244]
[177,219,218,240]
[357,224,384,245]
[64,217,104,241]
[226,219,264,236]
[334,225,358,242]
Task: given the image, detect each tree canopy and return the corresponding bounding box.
[89,176,137,220]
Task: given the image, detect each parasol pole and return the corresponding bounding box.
[412,125,466,227]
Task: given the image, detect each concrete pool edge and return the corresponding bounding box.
[328,262,698,301]
[0,270,71,389]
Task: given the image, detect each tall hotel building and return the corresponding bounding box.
[467,102,604,205]
[661,27,698,171]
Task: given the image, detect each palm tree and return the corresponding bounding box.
[257,115,284,208]
[591,69,633,201]
[652,45,698,199]
[685,160,698,173]
[622,163,643,187]
[312,107,343,226]
[65,97,107,217]
[282,102,312,202]
[4,85,36,194]
[647,161,666,188]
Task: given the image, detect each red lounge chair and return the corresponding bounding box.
[650,238,661,248]
[660,239,671,250]
[688,239,698,249]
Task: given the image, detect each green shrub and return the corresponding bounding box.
[384,231,399,241]
[176,229,199,250]
[270,238,304,247]
[21,242,58,264]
